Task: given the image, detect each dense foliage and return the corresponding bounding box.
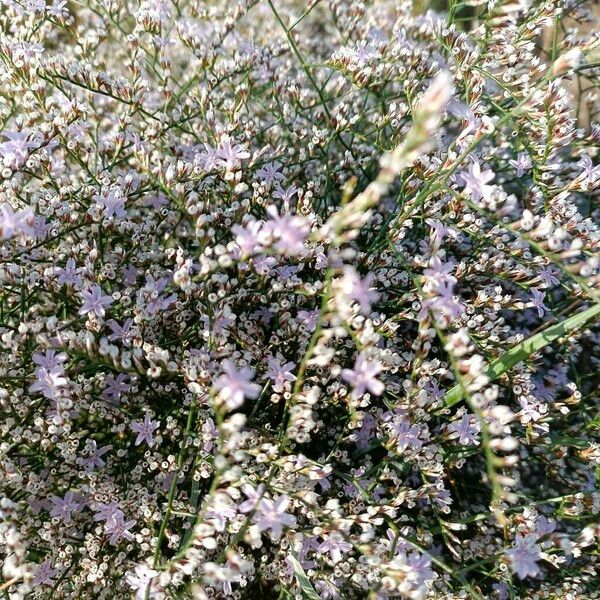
[1,1,599,598]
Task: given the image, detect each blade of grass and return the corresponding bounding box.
[287,553,322,600]
[444,302,600,406]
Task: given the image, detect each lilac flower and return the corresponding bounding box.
[46,0,69,18]
[102,373,132,404]
[576,154,600,188]
[0,131,35,170]
[266,357,296,392]
[104,512,136,544]
[256,161,285,184]
[0,203,34,239]
[106,318,135,345]
[32,349,67,371]
[49,491,82,523]
[273,184,298,205]
[216,137,250,170]
[79,285,113,317]
[125,564,159,600]
[238,483,266,513]
[232,219,264,256]
[461,160,495,203]
[93,188,126,219]
[387,418,424,453]
[265,205,309,256]
[538,266,559,289]
[253,495,296,540]
[55,258,82,287]
[447,413,481,445]
[33,559,59,586]
[529,288,549,318]
[506,533,541,579]
[341,354,384,398]
[509,152,532,177]
[423,256,456,287]
[79,441,111,472]
[29,366,67,400]
[317,532,353,563]
[94,501,123,522]
[205,493,237,531]
[298,309,320,332]
[214,359,261,410]
[337,267,379,314]
[130,414,160,447]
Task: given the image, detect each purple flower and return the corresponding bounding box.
[79,440,111,472]
[93,187,127,219]
[94,501,123,522]
[130,414,160,447]
[55,258,82,287]
[253,495,296,540]
[317,532,353,563]
[256,161,285,184]
[29,366,67,400]
[232,219,264,256]
[205,493,237,531]
[102,373,132,404]
[461,160,495,203]
[266,357,296,392]
[0,131,35,170]
[79,285,113,317]
[49,491,82,523]
[298,309,320,332]
[447,413,480,445]
[216,137,250,170]
[509,152,532,177]
[506,533,541,579]
[214,359,261,410]
[265,205,309,256]
[32,349,67,371]
[337,267,379,314]
[0,203,34,240]
[529,288,549,318]
[341,354,384,398]
[125,564,158,600]
[106,318,135,345]
[33,559,59,586]
[239,483,266,513]
[104,512,136,544]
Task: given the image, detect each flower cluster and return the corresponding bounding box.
[1,1,600,599]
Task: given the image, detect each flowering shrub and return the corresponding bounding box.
[1,0,600,598]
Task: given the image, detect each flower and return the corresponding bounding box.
[341,354,384,398]
[33,559,59,586]
[49,491,82,523]
[266,357,296,392]
[447,413,481,445]
[79,285,113,317]
[130,414,160,447]
[529,288,549,318]
[214,359,261,410]
[29,366,68,400]
[0,203,34,240]
[317,532,353,563]
[337,267,379,314]
[506,534,541,579]
[125,564,159,600]
[509,152,532,177]
[253,495,296,540]
[55,258,82,287]
[461,160,495,203]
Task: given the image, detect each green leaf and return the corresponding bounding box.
[287,552,321,600]
[444,302,600,406]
